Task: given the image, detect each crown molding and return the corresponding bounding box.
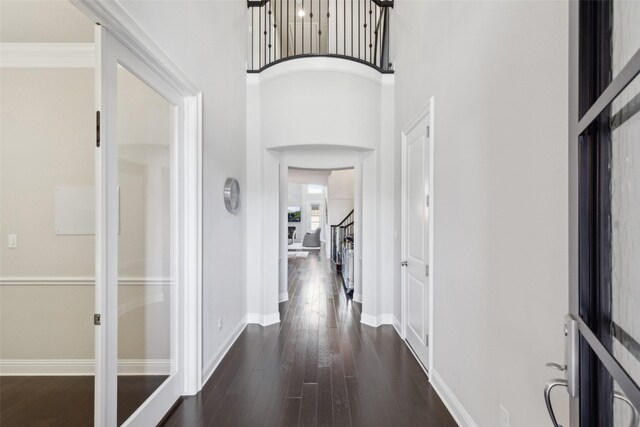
[0,43,95,68]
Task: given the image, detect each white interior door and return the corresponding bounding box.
[95,25,184,427]
[402,112,431,370]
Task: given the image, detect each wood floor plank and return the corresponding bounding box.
[316,366,333,427]
[281,398,301,427]
[299,383,318,427]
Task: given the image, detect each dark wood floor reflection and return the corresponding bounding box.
[0,375,166,426]
[162,251,455,427]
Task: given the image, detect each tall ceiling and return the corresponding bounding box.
[0,0,93,43]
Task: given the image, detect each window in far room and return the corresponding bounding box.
[308,184,323,194]
[310,204,321,231]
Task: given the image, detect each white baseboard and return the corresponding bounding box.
[360,312,394,327]
[392,315,403,338]
[279,291,289,302]
[201,315,248,385]
[0,358,170,376]
[430,369,478,427]
[247,312,280,326]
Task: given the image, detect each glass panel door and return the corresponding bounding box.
[96,25,183,427]
[115,63,174,425]
[564,1,640,425]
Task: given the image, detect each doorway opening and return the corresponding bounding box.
[283,167,357,314]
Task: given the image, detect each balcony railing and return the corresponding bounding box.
[247,0,393,73]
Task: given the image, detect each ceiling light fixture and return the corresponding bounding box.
[297,9,305,17]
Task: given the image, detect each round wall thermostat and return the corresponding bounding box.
[223,178,240,214]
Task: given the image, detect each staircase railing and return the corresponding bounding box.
[331,209,354,267]
[247,0,393,73]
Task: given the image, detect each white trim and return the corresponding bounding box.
[428,97,435,374]
[404,338,429,377]
[247,56,396,85]
[72,0,198,96]
[353,291,362,303]
[247,312,281,326]
[0,359,171,376]
[279,291,289,302]
[201,317,247,386]
[182,93,204,396]
[0,43,95,68]
[360,313,394,327]
[392,315,403,338]
[430,370,478,427]
[0,277,171,286]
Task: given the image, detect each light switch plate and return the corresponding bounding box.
[8,234,17,248]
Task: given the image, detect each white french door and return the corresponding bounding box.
[95,25,184,427]
[402,102,433,372]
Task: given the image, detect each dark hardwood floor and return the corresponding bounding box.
[161,250,455,427]
[0,375,166,426]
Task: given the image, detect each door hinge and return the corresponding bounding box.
[426,126,430,138]
[94,314,101,325]
[426,265,429,276]
[426,195,430,207]
[96,111,101,147]
[426,334,429,346]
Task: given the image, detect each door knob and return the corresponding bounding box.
[544,378,568,427]
[401,261,408,266]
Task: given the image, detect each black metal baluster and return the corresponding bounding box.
[309,0,313,53]
[368,0,372,63]
[374,5,377,66]
[326,0,330,54]
[294,0,297,55]
[268,3,272,64]
[251,7,255,69]
[259,5,262,68]
[343,0,345,54]
[279,0,282,60]
[358,0,360,59]
[302,0,304,54]
[287,0,290,57]
[351,0,353,56]
[319,0,322,53]
[335,0,338,54]
[363,0,367,62]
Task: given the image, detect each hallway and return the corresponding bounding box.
[161,251,455,426]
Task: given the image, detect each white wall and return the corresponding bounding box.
[327,169,354,226]
[247,58,395,326]
[119,0,248,382]
[393,2,569,426]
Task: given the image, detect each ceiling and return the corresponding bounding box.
[1,1,94,43]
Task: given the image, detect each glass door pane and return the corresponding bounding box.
[116,64,174,425]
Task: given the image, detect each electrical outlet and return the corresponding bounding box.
[499,405,509,427]
[8,234,17,249]
[218,316,223,331]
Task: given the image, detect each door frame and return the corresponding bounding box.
[73,1,203,425]
[401,97,435,374]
